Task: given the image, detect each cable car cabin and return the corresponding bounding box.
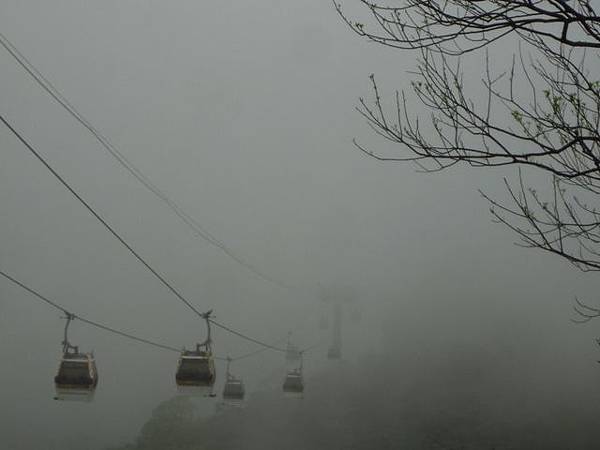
[223,375,245,400]
[283,370,304,397]
[175,349,216,387]
[327,345,341,360]
[54,351,98,401]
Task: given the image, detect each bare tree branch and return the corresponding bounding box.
[337,1,600,332]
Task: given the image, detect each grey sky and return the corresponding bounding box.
[1,1,600,449]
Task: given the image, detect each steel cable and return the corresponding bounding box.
[0,268,180,353]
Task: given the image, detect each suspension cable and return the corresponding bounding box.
[228,334,291,362]
[2,265,319,360]
[76,317,180,353]
[0,31,292,291]
[0,268,180,353]
[1,114,312,357]
[209,319,287,353]
[0,114,204,320]
[230,346,272,362]
[0,268,69,314]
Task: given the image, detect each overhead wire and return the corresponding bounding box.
[0,114,204,320]
[0,114,309,356]
[214,301,323,362]
[0,267,306,362]
[224,333,293,362]
[209,319,287,353]
[0,31,293,292]
[76,317,180,353]
[0,268,180,353]
[0,267,320,364]
[227,333,322,362]
[230,345,275,362]
[0,30,321,358]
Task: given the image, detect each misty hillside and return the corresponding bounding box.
[109,353,600,450]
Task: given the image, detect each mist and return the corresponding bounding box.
[1,1,600,449]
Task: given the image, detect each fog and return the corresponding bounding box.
[1,1,600,449]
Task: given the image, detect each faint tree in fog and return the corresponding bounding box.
[336,1,600,321]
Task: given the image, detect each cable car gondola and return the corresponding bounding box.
[283,351,304,398]
[176,311,216,395]
[223,375,245,399]
[54,350,98,401]
[222,357,245,400]
[176,347,216,386]
[282,368,304,398]
[54,314,98,402]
